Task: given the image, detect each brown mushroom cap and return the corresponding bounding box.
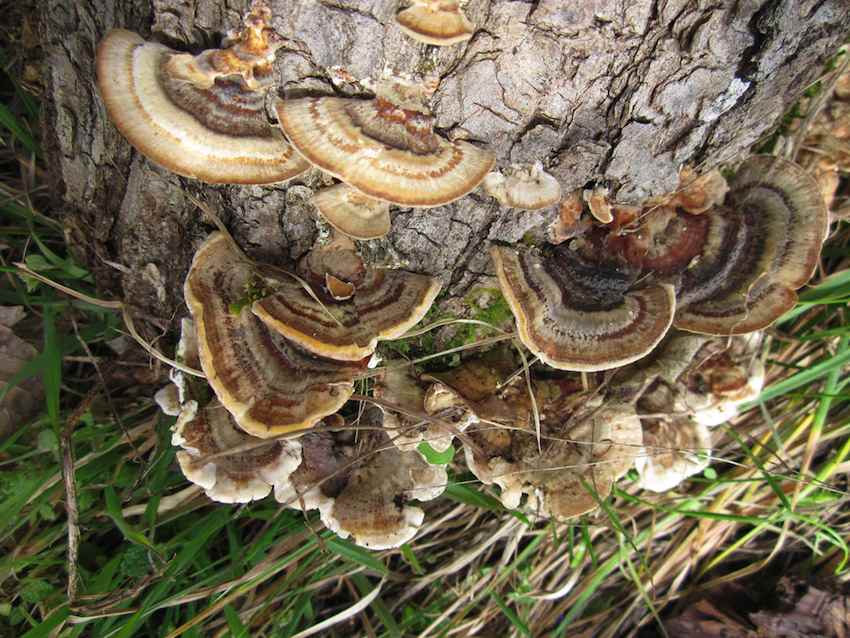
[184,233,364,437]
[173,399,301,503]
[273,428,353,511]
[252,244,440,361]
[274,409,446,549]
[671,167,729,215]
[462,392,642,519]
[322,409,447,549]
[675,156,828,335]
[274,83,495,207]
[484,162,562,210]
[395,0,475,46]
[96,24,309,184]
[635,415,712,493]
[491,244,676,371]
[583,186,614,224]
[310,183,392,240]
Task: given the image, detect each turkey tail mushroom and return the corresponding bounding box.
[395,0,475,46]
[674,156,828,335]
[95,2,309,184]
[274,77,494,207]
[184,233,364,438]
[491,243,675,371]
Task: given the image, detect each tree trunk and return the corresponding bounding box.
[40,0,850,325]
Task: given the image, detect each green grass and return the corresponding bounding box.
[1,48,850,638]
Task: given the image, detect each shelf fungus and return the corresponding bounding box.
[491,243,676,371]
[96,2,309,184]
[173,399,301,503]
[395,0,475,46]
[583,186,614,224]
[483,162,562,210]
[322,409,447,549]
[376,361,470,453]
[275,77,495,206]
[674,156,828,335]
[275,409,447,549]
[184,233,365,437]
[616,331,765,491]
[669,167,729,215]
[253,236,441,361]
[311,183,392,240]
[431,353,642,518]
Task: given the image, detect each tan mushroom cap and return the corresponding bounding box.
[583,186,614,224]
[491,244,676,371]
[310,183,392,240]
[484,162,562,210]
[274,427,353,512]
[395,0,475,46]
[635,416,712,493]
[376,361,466,453]
[675,156,829,335]
[253,244,441,361]
[671,167,729,215]
[274,83,495,207]
[96,23,309,184]
[173,399,301,503]
[184,233,364,438]
[463,396,643,519]
[313,409,447,549]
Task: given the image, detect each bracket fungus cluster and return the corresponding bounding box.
[109,0,832,550]
[277,76,495,209]
[492,156,828,372]
[612,331,765,491]
[419,349,643,519]
[152,230,450,547]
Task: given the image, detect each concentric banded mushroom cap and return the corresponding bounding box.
[484,162,562,210]
[395,0,475,46]
[173,399,302,503]
[491,244,676,371]
[675,156,828,335]
[253,244,440,361]
[96,22,309,184]
[274,84,495,207]
[184,233,363,437]
[635,417,711,492]
[310,184,391,240]
[320,408,447,549]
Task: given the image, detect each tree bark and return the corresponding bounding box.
[40,0,850,324]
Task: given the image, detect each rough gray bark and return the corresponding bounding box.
[41,0,850,325]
